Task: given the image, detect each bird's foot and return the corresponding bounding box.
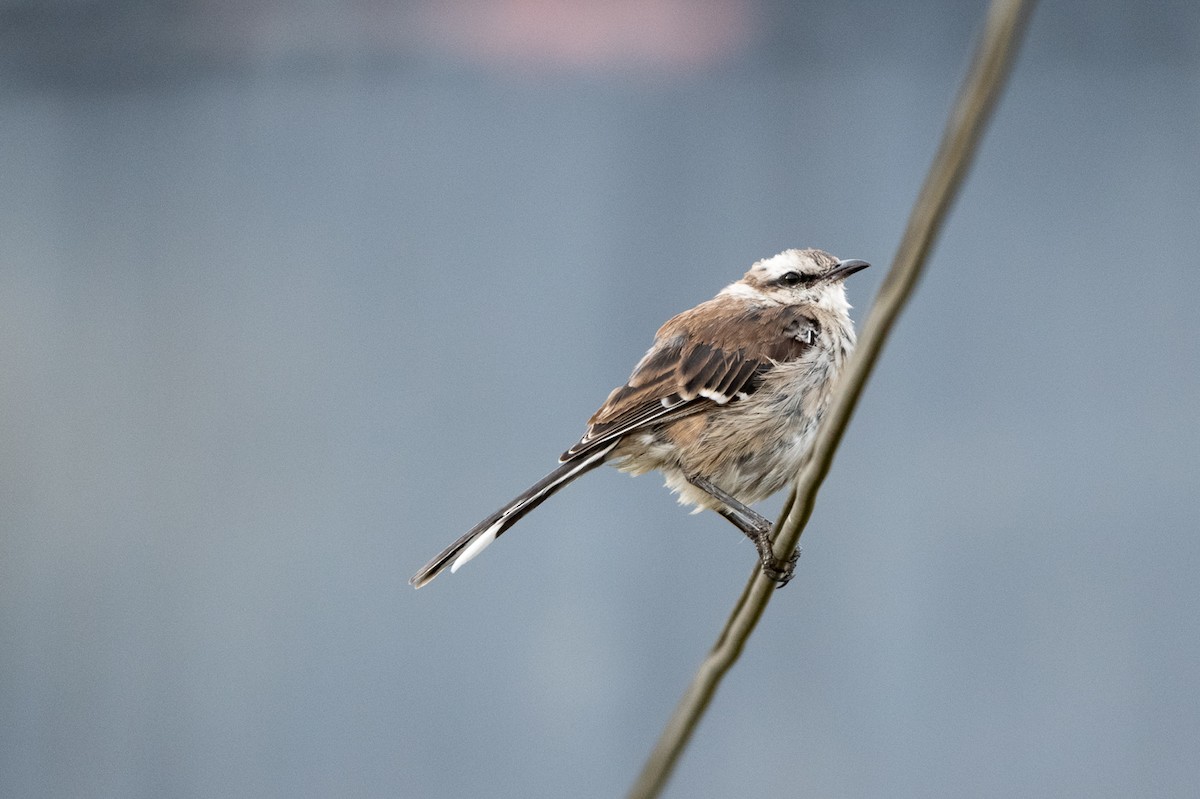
[761,547,800,588]
[751,528,799,588]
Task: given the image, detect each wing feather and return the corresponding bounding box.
[561,298,818,460]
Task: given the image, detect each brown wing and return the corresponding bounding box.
[561,298,818,460]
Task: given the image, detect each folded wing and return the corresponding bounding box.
[562,299,818,461]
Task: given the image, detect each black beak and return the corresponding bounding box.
[827,259,870,281]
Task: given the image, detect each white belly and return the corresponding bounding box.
[611,338,849,511]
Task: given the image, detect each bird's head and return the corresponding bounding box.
[724,248,870,312]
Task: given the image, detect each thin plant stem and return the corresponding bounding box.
[627,2,1035,796]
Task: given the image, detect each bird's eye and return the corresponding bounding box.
[779,271,803,285]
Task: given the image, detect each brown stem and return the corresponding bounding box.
[627,2,1036,797]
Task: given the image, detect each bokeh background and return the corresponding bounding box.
[3,1,1198,797]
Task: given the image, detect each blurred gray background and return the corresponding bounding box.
[2,1,1198,797]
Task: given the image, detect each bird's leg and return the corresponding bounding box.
[686,474,798,587]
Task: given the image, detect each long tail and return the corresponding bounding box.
[409,442,617,589]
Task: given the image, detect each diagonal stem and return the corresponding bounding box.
[627,2,1036,797]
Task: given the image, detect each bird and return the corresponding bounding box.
[409,248,869,589]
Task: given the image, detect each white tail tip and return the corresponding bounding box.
[450,523,501,574]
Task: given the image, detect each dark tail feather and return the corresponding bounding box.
[409,442,616,589]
